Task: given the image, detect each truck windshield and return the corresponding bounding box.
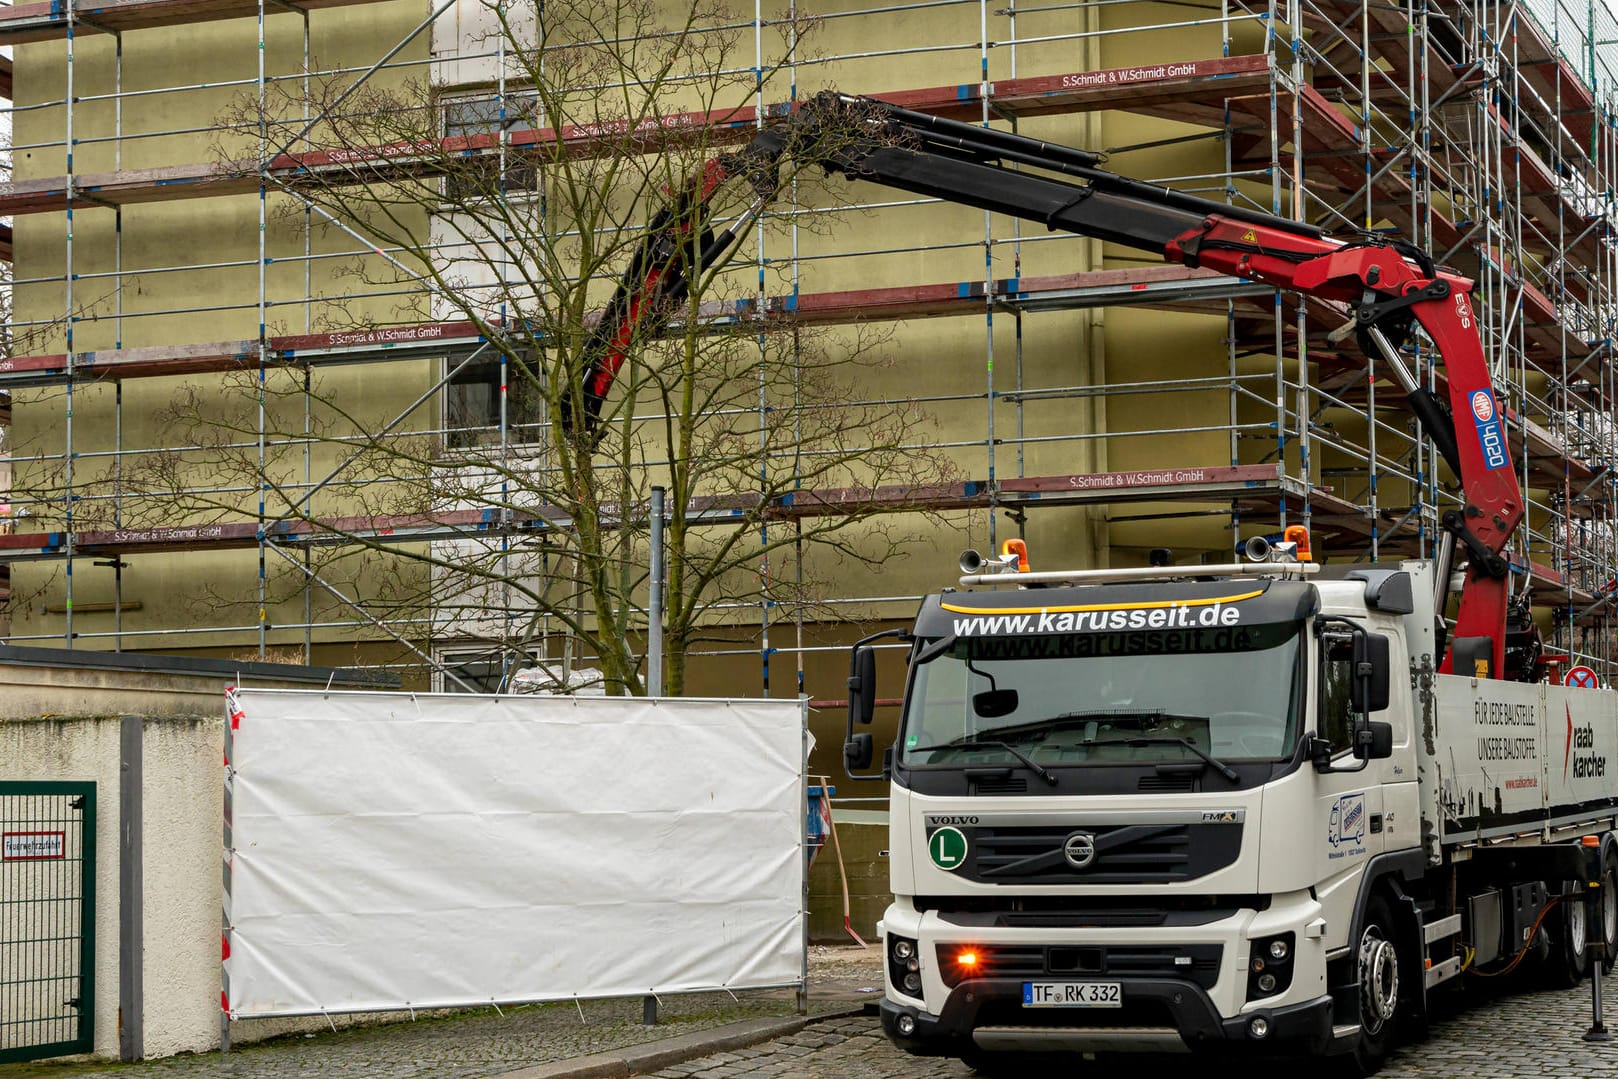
[900,622,1302,769]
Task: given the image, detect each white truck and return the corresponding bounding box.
[599,94,1613,1072]
[843,551,1618,1074]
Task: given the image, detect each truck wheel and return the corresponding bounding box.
[1344,895,1402,1076]
[1602,850,1618,976]
[1550,882,1591,987]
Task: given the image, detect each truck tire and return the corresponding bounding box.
[1549,882,1591,987]
[1342,894,1402,1076]
[1602,849,1618,976]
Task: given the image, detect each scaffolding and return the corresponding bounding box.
[1,0,1617,691]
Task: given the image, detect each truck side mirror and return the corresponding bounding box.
[841,629,907,784]
[1351,632,1391,714]
[847,645,877,726]
[844,732,874,773]
[1357,720,1394,760]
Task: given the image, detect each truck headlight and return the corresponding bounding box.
[1247,932,1295,1001]
[887,934,923,999]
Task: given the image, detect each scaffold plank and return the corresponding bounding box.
[0,269,1257,387]
[0,0,397,45]
[768,480,992,517]
[0,506,564,559]
[996,465,1297,507]
[278,321,488,360]
[973,55,1274,126]
[762,266,1263,324]
[1528,559,1599,609]
[0,465,1360,561]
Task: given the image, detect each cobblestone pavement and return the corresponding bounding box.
[11,949,1618,1078]
[0,945,882,1079]
[643,970,1618,1079]
[0,990,818,1079]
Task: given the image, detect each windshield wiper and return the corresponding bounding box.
[1102,736,1239,783]
[908,739,1059,786]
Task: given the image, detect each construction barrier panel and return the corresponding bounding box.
[222,688,806,1019]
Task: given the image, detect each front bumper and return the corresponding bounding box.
[880,977,1333,1057]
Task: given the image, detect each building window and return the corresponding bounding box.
[445,352,544,447]
[442,91,542,198]
[436,647,524,693]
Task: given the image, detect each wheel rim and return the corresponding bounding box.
[1604,868,1618,950]
[1359,926,1399,1035]
[1571,896,1589,962]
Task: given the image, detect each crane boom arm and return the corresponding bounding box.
[571,92,1523,676]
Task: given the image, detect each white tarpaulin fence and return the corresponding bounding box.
[222,688,807,1019]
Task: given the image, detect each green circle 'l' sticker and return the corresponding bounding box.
[906,735,919,748]
[929,826,968,871]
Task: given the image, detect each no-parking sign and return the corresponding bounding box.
[1565,665,1600,690]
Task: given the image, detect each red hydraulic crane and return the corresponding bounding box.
[567,92,1524,678]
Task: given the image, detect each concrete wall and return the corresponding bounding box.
[0,648,394,1060]
[807,813,889,944]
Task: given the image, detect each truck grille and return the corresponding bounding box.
[951,822,1242,884]
[935,942,1221,990]
[971,775,1029,795]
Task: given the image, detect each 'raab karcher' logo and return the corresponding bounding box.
[1566,703,1608,781]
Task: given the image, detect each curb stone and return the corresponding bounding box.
[492,1005,872,1079]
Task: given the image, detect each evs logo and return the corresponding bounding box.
[1469,389,1508,471]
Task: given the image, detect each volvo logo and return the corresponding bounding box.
[1063,831,1097,869]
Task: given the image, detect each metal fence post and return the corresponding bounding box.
[649,485,665,697]
[119,716,144,1062]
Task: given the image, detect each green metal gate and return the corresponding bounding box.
[0,782,95,1063]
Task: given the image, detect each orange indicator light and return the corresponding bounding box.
[1000,538,1029,572]
[1283,524,1313,562]
[956,951,979,968]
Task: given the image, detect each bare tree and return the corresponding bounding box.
[125,0,954,692]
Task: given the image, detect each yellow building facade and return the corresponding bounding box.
[4,0,1618,776]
